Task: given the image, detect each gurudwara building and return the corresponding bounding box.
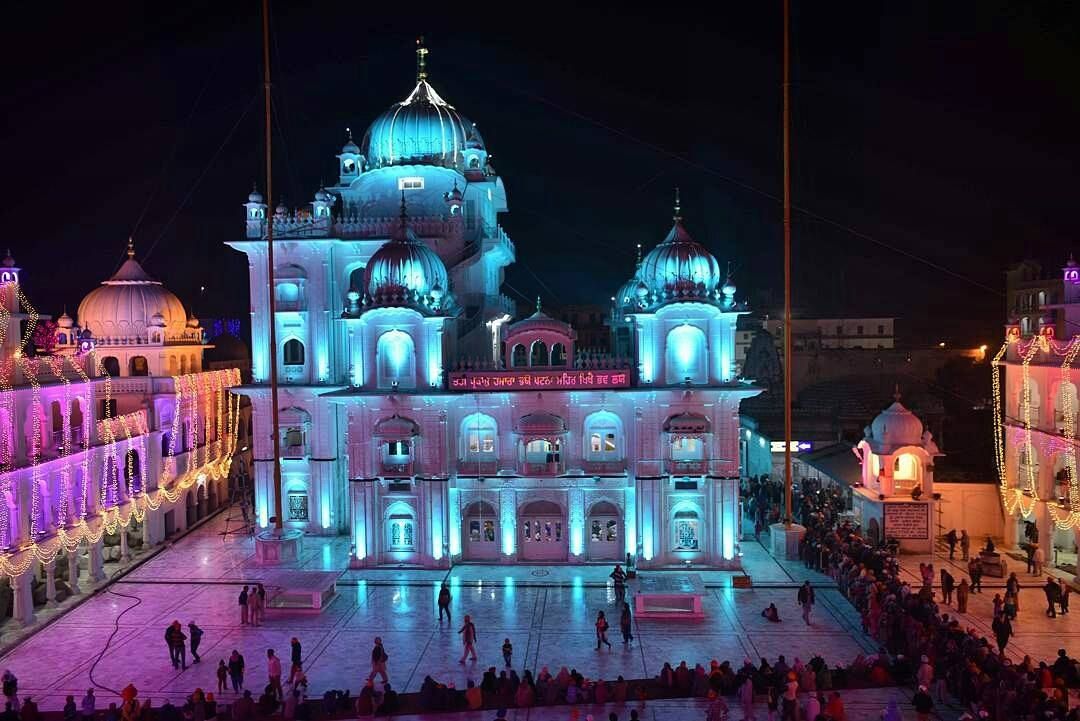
[229,44,760,568]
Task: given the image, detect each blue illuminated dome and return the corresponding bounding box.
[639,195,721,295]
[362,80,481,169]
[364,197,450,305]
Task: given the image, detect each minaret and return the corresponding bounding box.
[0,249,21,315]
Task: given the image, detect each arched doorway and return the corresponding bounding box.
[185,491,197,527]
[462,501,499,561]
[520,499,567,561]
[587,500,621,560]
[867,517,881,545]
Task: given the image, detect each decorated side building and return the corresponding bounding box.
[229,44,760,568]
[0,247,248,626]
[994,256,1080,574]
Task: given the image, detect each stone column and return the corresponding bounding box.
[11,569,35,627]
[120,528,130,562]
[89,538,106,582]
[43,560,57,607]
[67,550,81,595]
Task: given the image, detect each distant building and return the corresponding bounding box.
[1005,259,1064,338]
[736,315,896,369]
[554,304,611,354]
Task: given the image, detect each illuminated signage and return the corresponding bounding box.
[449,369,631,391]
[770,440,813,453]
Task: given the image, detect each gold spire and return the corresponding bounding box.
[535,296,541,314]
[127,237,136,259]
[635,243,642,268]
[673,186,682,221]
[416,36,429,82]
[893,383,901,403]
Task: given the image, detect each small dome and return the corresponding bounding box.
[364,201,449,302]
[614,276,647,309]
[248,188,264,204]
[639,218,721,296]
[869,399,924,449]
[363,80,479,168]
[186,314,200,328]
[2,249,14,267]
[57,311,74,329]
[314,187,332,202]
[507,307,572,337]
[342,135,361,155]
[78,244,188,341]
[275,201,289,215]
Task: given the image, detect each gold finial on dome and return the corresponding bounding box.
[127,237,136,259]
[416,36,429,82]
[893,383,901,403]
[673,186,682,221]
[535,296,542,314]
[635,243,643,268]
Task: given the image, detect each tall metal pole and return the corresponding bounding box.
[262,0,284,532]
[782,0,794,528]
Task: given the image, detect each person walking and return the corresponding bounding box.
[255,584,267,625]
[502,638,513,667]
[992,614,1013,655]
[610,565,626,604]
[960,529,971,561]
[216,661,228,694]
[458,615,478,663]
[1033,545,1045,576]
[369,637,389,682]
[1006,572,1021,613]
[266,649,282,701]
[238,586,249,626]
[167,621,187,670]
[968,557,983,593]
[738,674,755,721]
[1044,576,1061,618]
[437,584,452,623]
[797,581,815,625]
[595,610,612,650]
[290,638,302,669]
[940,569,955,605]
[188,622,204,664]
[80,690,94,721]
[619,601,634,645]
[1059,578,1071,614]
[945,529,958,560]
[956,577,970,613]
[228,650,245,693]
[246,586,259,628]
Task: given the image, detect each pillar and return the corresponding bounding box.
[43,559,57,607]
[11,569,35,627]
[67,550,81,595]
[89,538,106,581]
[120,528,130,562]
[499,487,516,562]
[568,486,585,559]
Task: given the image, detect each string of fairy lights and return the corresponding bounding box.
[992,327,1080,530]
[0,281,241,578]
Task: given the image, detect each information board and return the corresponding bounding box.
[883,502,930,540]
[448,369,631,391]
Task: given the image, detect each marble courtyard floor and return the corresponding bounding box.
[2,512,1078,720]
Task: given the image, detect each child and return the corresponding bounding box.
[217,660,228,694]
[63,696,77,721]
[502,638,513,667]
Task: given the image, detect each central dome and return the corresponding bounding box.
[77,243,188,340]
[362,80,481,168]
[869,399,924,449]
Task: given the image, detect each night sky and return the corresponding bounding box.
[2,1,1076,348]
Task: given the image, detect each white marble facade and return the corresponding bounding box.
[229,45,758,569]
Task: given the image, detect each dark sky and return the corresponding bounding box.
[2,1,1076,348]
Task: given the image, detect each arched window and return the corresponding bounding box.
[348,267,366,292]
[124,449,142,494]
[671,436,704,461]
[469,156,480,169]
[69,399,83,445]
[511,344,527,367]
[583,411,623,461]
[57,333,67,345]
[1054,382,1078,431]
[168,356,179,375]
[179,356,189,375]
[1018,443,1038,483]
[665,324,707,384]
[550,343,567,366]
[101,356,120,378]
[1017,376,1041,421]
[461,413,497,459]
[672,507,700,551]
[275,282,300,303]
[130,356,149,376]
[161,432,172,457]
[51,400,64,448]
[525,439,554,463]
[530,340,549,366]
[280,407,312,458]
[284,339,305,366]
[376,330,415,389]
[892,453,920,491]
